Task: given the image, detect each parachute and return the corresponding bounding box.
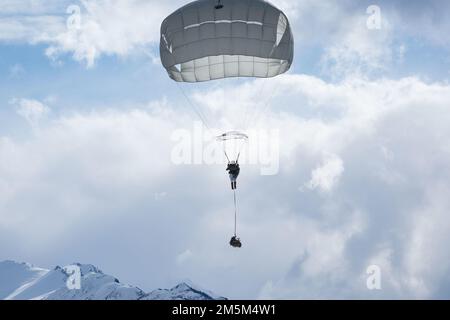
[160,0,294,248]
[160,0,294,83]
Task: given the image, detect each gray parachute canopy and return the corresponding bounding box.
[160,0,294,82]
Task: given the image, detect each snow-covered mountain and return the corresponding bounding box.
[0,260,226,300]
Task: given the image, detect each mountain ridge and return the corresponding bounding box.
[0,260,226,300]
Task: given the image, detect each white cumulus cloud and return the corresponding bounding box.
[306,154,344,192]
[10,98,50,127]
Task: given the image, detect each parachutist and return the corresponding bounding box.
[226,161,240,190]
[230,236,242,248]
[160,0,294,248]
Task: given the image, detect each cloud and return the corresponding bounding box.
[305,154,344,193]
[0,0,68,15]
[1,0,450,300]
[1,0,449,76]
[176,249,193,265]
[2,74,450,299]
[388,0,450,48]
[0,0,185,66]
[0,15,64,43]
[303,2,398,79]
[250,75,450,299]
[43,0,174,67]
[402,184,450,298]
[40,0,298,68]
[0,103,181,245]
[9,98,50,127]
[319,18,395,78]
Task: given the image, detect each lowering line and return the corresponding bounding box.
[233,189,238,237]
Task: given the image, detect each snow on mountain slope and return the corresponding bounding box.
[143,282,225,300]
[0,260,225,300]
[0,261,49,300]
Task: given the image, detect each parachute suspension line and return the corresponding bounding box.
[175,82,214,136]
[221,139,230,163]
[245,80,282,131]
[223,150,231,163]
[222,137,245,164]
[242,78,268,131]
[239,78,249,131]
[238,79,244,130]
[233,189,238,237]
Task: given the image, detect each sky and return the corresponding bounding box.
[1,0,450,299]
